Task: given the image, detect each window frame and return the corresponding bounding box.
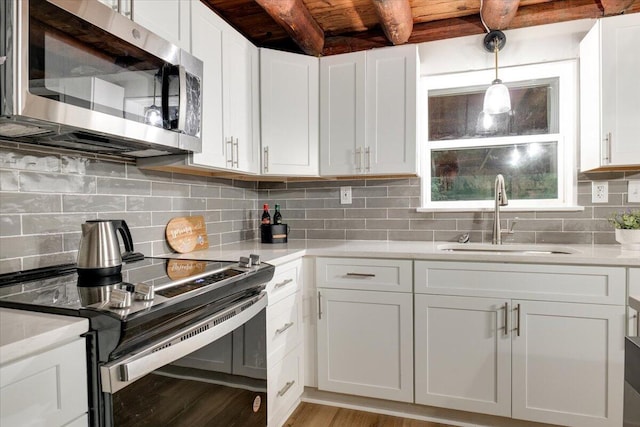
[419,60,579,212]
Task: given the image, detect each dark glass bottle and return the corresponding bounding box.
[261,204,271,225]
[273,204,282,224]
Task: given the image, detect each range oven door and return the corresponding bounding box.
[100,292,267,427]
[1,0,202,155]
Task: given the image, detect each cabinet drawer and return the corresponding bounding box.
[268,345,303,427]
[1,338,88,427]
[267,291,302,363]
[266,258,302,306]
[415,261,626,305]
[316,257,412,292]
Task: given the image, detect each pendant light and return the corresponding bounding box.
[482,30,511,114]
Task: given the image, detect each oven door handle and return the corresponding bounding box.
[100,291,267,394]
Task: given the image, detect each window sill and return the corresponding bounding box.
[416,205,585,213]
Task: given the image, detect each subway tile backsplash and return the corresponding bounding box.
[1,141,639,273]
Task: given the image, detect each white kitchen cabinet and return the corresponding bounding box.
[414,295,511,417]
[193,3,259,174]
[316,288,413,402]
[580,13,640,171]
[320,45,419,176]
[265,258,305,427]
[414,261,626,427]
[132,0,191,51]
[315,257,413,402]
[260,49,319,176]
[0,338,88,427]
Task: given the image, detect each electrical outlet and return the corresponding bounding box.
[592,181,608,203]
[340,186,352,204]
[629,180,640,203]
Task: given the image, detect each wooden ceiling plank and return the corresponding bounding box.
[601,0,637,15]
[254,0,325,56]
[370,0,414,44]
[480,0,521,29]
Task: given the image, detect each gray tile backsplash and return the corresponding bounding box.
[1,141,639,274]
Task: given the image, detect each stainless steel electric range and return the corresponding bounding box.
[0,255,274,427]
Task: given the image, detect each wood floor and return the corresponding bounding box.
[283,402,457,427]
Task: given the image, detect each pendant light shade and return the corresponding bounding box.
[482,30,511,114]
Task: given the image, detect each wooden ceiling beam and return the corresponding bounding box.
[480,0,521,30]
[323,0,640,55]
[370,0,413,45]
[254,0,324,56]
[600,0,637,15]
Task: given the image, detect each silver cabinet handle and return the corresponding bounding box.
[603,132,612,164]
[515,303,521,337]
[277,380,295,397]
[318,291,322,320]
[365,146,371,172]
[226,137,234,166]
[233,138,239,168]
[345,272,375,277]
[355,147,362,173]
[275,322,294,335]
[274,278,293,289]
[263,146,269,173]
[503,302,509,336]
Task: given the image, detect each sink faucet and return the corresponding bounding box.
[492,174,509,244]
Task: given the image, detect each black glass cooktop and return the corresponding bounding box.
[0,257,238,315]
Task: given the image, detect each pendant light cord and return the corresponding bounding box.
[494,39,499,81]
[479,0,490,33]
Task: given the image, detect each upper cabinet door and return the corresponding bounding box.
[260,49,319,176]
[320,52,366,176]
[223,31,260,174]
[190,1,225,169]
[132,0,191,51]
[365,45,418,175]
[580,13,640,171]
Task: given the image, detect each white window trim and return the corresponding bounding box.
[419,59,580,212]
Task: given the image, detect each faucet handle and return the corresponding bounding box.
[503,217,519,235]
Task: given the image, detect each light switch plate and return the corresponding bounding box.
[629,180,640,203]
[592,181,608,203]
[340,186,352,204]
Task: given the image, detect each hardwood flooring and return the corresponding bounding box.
[283,402,457,427]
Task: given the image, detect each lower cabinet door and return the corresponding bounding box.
[414,295,511,417]
[317,288,413,402]
[511,300,625,427]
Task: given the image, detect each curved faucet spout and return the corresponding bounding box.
[492,174,508,244]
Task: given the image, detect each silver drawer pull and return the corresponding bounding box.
[274,278,293,288]
[345,272,376,278]
[277,380,295,397]
[275,322,294,335]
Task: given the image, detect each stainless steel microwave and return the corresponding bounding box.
[0,0,202,157]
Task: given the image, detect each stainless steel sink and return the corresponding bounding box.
[437,243,579,254]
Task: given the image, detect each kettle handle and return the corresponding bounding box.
[113,220,134,254]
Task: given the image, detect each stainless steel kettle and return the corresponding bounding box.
[77,220,134,276]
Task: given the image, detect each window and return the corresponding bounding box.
[420,60,578,211]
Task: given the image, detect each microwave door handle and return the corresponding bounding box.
[177,65,187,132]
[100,292,267,394]
[161,64,171,129]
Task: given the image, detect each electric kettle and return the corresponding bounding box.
[77,219,135,276]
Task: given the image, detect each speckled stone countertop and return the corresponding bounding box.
[165,239,640,268]
[0,308,88,365]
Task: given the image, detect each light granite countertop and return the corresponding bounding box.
[0,308,88,365]
[165,239,640,268]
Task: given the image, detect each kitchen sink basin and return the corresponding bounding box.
[437,243,579,254]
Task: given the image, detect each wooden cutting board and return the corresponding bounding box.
[165,215,209,253]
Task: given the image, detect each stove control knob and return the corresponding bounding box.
[109,288,132,309]
[239,256,251,268]
[250,254,260,266]
[134,282,155,301]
